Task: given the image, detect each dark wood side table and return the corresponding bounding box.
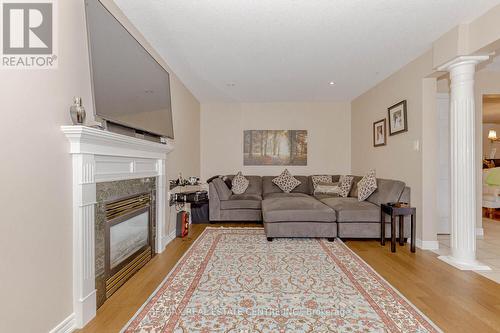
[380,203,416,253]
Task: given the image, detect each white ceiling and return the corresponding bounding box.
[114,0,500,103]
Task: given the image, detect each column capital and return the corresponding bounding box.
[437,55,490,72]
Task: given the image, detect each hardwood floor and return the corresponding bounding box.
[79,223,500,333]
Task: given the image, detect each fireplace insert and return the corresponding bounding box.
[104,192,154,298]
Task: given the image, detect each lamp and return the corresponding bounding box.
[489,130,499,142]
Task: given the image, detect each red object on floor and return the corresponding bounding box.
[176,211,190,237]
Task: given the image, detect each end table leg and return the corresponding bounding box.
[411,212,416,253]
[391,214,396,253]
[399,215,404,246]
[381,210,385,246]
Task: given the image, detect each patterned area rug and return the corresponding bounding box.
[122,228,441,332]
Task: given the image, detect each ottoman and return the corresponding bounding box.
[262,194,337,240]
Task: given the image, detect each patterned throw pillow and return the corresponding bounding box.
[231,171,249,195]
[311,175,333,189]
[338,175,354,197]
[357,169,378,201]
[272,169,301,193]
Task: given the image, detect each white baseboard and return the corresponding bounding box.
[159,229,176,252]
[415,239,440,250]
[438,255,491,271]
[49,313,75,333]
[476,227,484,238]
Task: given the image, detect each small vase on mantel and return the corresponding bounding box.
[70,96,86,125]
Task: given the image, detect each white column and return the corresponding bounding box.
[437,56,490,271]
[72,153,97,327]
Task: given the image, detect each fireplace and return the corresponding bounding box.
[62,125,174,328]
[94,177,157,308]
[104,192,154,299]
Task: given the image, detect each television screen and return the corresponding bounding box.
[85,0,174,139]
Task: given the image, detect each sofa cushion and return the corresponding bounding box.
[221,198,261,210]
[320,197,380,222]
[366,179,406,205]
[263,175,311,195]
[263,196,336,223]
[232,171,249,194]
[264,192,310,199]
[230,193,262,201]
[348,176,363,197]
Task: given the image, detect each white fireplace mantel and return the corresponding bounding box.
[61,125,174,329]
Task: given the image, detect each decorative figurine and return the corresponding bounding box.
[70,97,86,125]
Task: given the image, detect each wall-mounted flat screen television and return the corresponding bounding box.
[85,0,174,139]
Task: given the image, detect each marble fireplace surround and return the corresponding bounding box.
[95,177,157,309]
[61,126,174,329]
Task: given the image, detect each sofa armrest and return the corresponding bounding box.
[209,182,221,221]
[399,186,411,204]
[212,178,232,200]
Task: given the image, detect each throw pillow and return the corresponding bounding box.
[311,175,333,189]
[357,169,378,201]
[338,175,354,197]
[231,172,249,195]
[314,182,340,195]
[272,169,301,193]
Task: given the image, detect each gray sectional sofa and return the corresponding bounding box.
[209,174,410,240]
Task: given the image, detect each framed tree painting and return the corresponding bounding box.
[243,130,307,166]
[373,119,387,147]
[388,100,408,136]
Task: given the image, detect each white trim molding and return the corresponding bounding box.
[162,229,177,249]
[61,125,174,159]
[49,313,76,333]
[438,255,491,271]
[415,239,440,250]
[476,227,484,237]
[61,126,174,328]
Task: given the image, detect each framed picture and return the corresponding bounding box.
[373,119,387,147]
[388,100,408,136]
[243,130,307,166]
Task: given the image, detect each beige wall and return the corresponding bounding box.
[0,1,199,332]
[200,102,351,180]
[351,50,435,242]
[476,71,500,160]
[432,4,500,68]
